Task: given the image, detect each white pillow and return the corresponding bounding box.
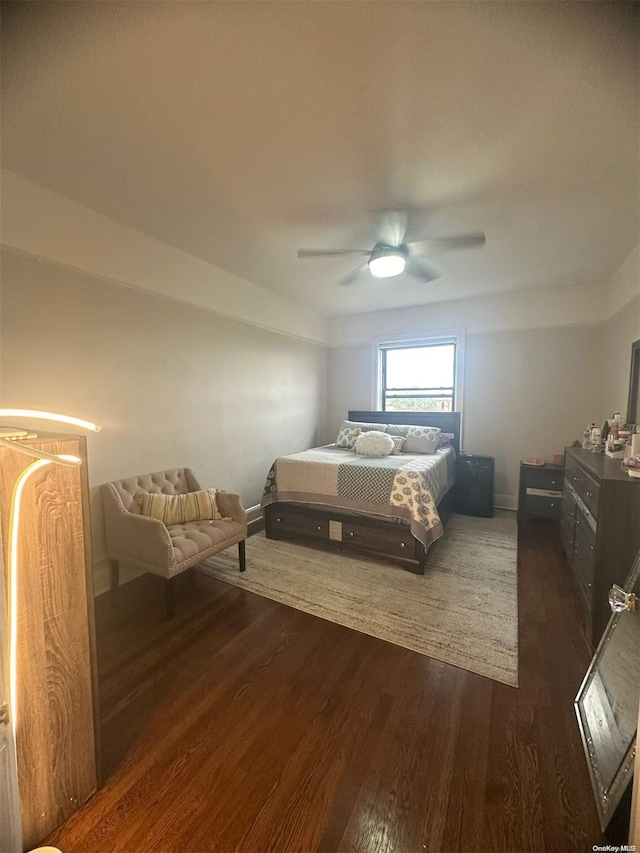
[354,430,394,457]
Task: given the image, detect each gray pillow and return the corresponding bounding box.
[403,426,441,454]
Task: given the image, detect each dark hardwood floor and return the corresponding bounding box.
[47,518,604,853]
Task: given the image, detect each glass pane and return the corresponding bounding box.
[384,345,455,390]
[575,548,640,830]
[384,397,453,412]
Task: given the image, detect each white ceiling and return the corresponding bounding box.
[1,1,638,318]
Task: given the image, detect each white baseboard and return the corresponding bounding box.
[494,494,518,512]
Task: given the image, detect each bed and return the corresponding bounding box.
[261,410,460,574]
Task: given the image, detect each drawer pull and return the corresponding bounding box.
[590,545,594,551]
[400,542,406,548]
[317,525,322,531]
[349,531,354,537]
[586,491,593,498]
[609,585,638,613]
[550,480,557,486]
[276,517,281,522]
[550,503,555,508]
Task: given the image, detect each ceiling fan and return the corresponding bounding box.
[297,210,486,286]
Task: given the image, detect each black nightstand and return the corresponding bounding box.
[518,462,564,519]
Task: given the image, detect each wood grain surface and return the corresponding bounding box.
[0,435,98,850]
[46,518,605,852]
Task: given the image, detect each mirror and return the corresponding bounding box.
[628,339,640,427]
[575,549,640,831]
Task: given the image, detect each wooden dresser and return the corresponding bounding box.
[561,447,640,647]
[0,434,100,850]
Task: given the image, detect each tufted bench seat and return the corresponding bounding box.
[102,467,247,617]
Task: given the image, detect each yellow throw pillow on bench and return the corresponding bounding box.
[136,488,226,525]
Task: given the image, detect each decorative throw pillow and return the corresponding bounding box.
[335,420,386,447]
[390,436,406,455]
[404,426,441,454]
[136,488,224,524]
[335,426,362,448]
[354,430,394,457]
[385,424,411,438]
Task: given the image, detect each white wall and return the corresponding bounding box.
[327,244,639,509]
[2,171,637,585]
[0,172,330,593]
[1,169,329,346]
[0,250,327,593]
[600,298,640,422]
[600,244,640,421]
[328,281,604,347]
[327,326,601,508]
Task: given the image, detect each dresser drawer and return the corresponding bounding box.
[269,509,329,540]
[560,523,574,563]
[524,467,564,491]
[565,458,583,493]
[560,496,576,559]
[581,471,600,518]
[562,485,577,519]
[574,513,596,589]
[521,493,562,518]
[342,521,416,559]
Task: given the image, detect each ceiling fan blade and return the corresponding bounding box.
[407,231,486,255]
[374,209,409,248]
[405,258,441,283]
[337,263,368,287]
[297,249,369,258]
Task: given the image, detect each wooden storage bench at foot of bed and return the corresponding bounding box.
[264,503,428,574]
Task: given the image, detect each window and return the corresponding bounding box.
[373,331,464,413]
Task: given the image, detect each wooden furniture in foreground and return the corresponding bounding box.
[561,446,640,647]
[518,462,564,520]
[0,434,100,851]
[264,410,460,574]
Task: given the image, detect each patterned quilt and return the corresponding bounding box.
[261,445,456,549]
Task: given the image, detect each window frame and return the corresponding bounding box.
[370,328,466,417]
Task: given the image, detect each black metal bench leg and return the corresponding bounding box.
[165,577,176,618]
[239,539,246,572]
[110,559,120,592]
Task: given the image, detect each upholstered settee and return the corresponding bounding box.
[102,467,247,617]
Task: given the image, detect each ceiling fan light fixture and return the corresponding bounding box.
[368,246,407,278]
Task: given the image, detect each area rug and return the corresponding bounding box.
[196,512,518,686]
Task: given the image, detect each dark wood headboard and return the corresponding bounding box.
[348,410,462,456]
